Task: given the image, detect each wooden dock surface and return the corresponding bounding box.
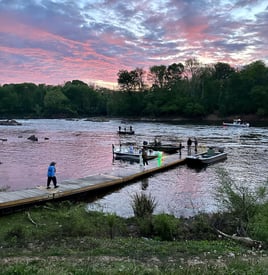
[0,153,186,213]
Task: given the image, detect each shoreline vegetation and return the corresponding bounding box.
[1,60,268,123]
[1,113,268,123]
[1,173,268,273]
[0,201,267,274]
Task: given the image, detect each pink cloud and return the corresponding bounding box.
[0,1,267,88]
[0,13,121,86]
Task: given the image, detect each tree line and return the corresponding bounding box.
[1,59,268,118]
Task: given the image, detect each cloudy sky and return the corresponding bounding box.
[0,0,267,88]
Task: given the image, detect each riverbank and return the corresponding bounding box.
[1,203,267,274]
[136,114,268,124]
[97,113,268,126]
[1,113,268,124]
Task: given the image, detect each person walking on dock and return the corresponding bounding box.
[47,162,59,189]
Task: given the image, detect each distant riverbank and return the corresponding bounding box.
[1,114,268,126]
[118,114,268,126]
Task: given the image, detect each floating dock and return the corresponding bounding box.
[0,153,186,214]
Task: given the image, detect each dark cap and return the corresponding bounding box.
[50,161,56,165]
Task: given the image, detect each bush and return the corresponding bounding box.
[130,193,157,237]
[185,214,217,240]
[209,212,239,235]
[131,193,157,218]
[249,203,268,243]
[136,217,153,237]
[105,212,122,239]
[214,169,268,237]
[152,213,179,241]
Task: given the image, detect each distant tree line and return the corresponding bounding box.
[1,59,268,118]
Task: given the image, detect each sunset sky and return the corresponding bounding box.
[0,0,267,88]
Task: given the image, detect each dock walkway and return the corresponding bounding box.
[0,153,186,213]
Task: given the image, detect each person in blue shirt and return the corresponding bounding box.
[47,162,59,189]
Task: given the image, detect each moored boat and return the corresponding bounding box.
[118,130,135,135]
[223,119,249,127]
[117,125,135,135]
[112,144,158,162]
[143,139,184,154]
[143,143,183,154]
[186,147,227,166]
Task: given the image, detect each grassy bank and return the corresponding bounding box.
[0,202,267,274]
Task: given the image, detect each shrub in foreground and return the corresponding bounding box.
[131,192,157,218]
[215,169,268,238]
[249,202,268,243]
[152,213,179,241]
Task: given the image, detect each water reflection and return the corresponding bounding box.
[88,165,221,218]
[141,178,149,190]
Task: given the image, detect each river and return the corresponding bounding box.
[1,118,268,217]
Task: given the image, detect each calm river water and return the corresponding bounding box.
[1,119,268,217]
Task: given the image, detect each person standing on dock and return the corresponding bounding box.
[194,137,198,154]
[142,147,148,166]
[47,162,59,189]
[178,142,183,158]
[187,138,192,155]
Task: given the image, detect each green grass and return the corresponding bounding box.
[0,202,267,274]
